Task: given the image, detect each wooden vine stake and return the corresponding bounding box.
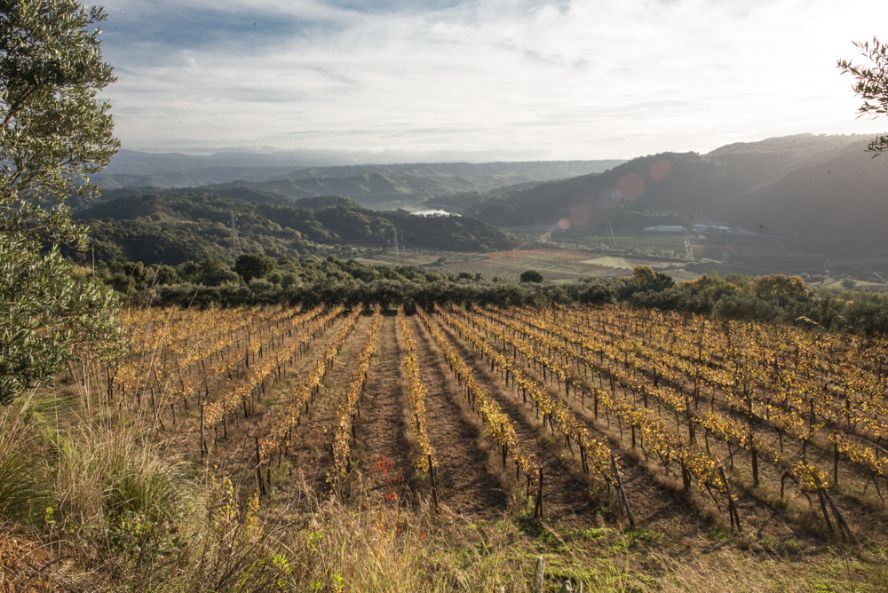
[534,466,544,519]
[199,404,208,458]
[610,453,635,527]
[428,454,439,513]
[255,437,266,497]
[719,468,740,533]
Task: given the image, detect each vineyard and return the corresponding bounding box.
[99,304,888,543]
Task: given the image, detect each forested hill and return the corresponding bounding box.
[76,188,514,265]
[463,134,888,254]
[717,142,888,253]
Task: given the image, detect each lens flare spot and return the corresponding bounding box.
[649,158,671,181]
[616,173,645,202]
[570,204,591,225]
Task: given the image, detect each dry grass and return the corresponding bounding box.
[651,547,888,593]
[2,448,886,593]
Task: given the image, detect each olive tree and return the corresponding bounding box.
[838,37,888,154]
[0,1,122,403]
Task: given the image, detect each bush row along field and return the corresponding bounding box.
[96,303,888,547]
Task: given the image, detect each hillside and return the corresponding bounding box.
[719,143,888,254]
[76,188,514,265]
[465,135,881,253]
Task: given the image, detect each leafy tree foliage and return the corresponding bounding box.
[235,253,275,283]
[0,239,120,401]
[753,275,810,307]
[617,265,674,300]
[0,0,118,244]
[519,270,543,283]
[838,38,888,153]
[0,0,121,403]
[632,265,674,291]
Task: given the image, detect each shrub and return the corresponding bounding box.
[520,270,543,283]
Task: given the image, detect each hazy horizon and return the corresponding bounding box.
[101,0,888,160]
[107,132,879,168]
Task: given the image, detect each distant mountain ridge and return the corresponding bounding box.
[461,134,888,255]
[96,150,623,207]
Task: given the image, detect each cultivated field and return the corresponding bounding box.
[104,304,887,545]
[32,303,887,591]
[431,248,677,281]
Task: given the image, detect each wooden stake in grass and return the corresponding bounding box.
[611,453,635,528]
[720,468,741,533]
[534,556,545,593]
[199,404,208,458]
[255,437,266,497]
[429,454,439,513]
[824,489,854,542]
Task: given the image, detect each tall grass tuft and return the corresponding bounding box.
[0,394,48,523]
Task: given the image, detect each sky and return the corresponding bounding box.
[99,0,888,161]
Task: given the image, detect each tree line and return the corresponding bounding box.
[95,254,888,336]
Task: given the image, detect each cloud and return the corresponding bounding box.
[99,0,888,159]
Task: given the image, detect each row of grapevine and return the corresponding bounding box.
[331,309,383,483]
[478,306,871,536]
[458,307,741,531]
[202,307,343,452]
[415,308,545,516]
[507,306,885,502]
[437,308,635,524]
[114,306,311,411]
[254,308,363,495]
[552,305,887,442]
[397,311,439,507]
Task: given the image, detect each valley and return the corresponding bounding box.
[77,134,888,282]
